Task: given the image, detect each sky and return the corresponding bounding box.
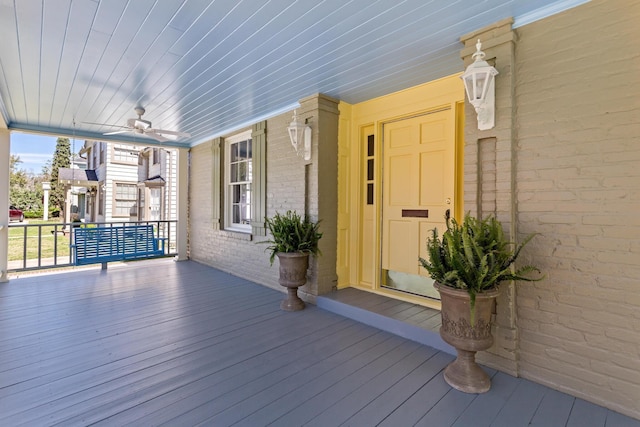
[10,132,80,174]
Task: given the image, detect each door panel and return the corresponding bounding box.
[386,220,416,273]
[389,154,413,205]
[150,188,161,221]
[381,109,454,299]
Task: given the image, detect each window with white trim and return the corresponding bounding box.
[211,121,266,236]
[224,130,252,232]
[112,146,139,164]
[113,182,138,217]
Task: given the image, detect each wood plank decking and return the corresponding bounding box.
[1,259,638,426]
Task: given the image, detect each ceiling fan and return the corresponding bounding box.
[94,107,191,142]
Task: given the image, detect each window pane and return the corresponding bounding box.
[241,203,251,224]
[238,162,247,182]
[233,205,240,223]
[230,163,238,183]
[367,159,374,181]
[230,143,239,162]
[241,184,250,203]
[247,140,252,158]
[233,184,241,203]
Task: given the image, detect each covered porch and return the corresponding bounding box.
[1,259,637,426]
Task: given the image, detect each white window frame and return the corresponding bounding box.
[112,182,138,218]
[112,145,139,165]
[224,130,253,233]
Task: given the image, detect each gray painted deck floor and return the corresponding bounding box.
[1,259,638,426]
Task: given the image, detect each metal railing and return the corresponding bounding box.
[7,219,178,273]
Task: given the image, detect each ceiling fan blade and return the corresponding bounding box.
[147,128,191,138]
[104,130,133,136]
[146,131,170,142]
[82,121,127,128]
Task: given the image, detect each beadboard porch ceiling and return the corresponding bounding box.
[0,0,588,147]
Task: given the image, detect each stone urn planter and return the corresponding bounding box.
[435,282,499,393]
[276,252,309,311]
[420,214,542,393]
[262,210,322,312]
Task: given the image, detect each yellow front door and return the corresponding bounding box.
[381,108,455,299]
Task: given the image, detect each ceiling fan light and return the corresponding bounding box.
[135,119,151,129]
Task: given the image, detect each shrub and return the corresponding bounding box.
[262,210,322,265]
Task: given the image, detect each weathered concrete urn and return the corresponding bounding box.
[435,282,499,393]
[264,210,322,312]
[276,252,309,311]
[421,214,541,394]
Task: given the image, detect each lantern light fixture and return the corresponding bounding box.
[287,110,312,162]
[461,39,499,130]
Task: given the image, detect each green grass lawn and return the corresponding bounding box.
[8,220,71,261]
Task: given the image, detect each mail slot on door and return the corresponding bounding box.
[401,209,429,218]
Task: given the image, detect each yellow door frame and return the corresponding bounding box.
[336,74,464,308]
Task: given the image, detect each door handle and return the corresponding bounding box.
[445,209,450,220]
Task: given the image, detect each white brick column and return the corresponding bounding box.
[0,128,10,282]
[176,147,189,261]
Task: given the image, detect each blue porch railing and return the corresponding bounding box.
[6,220,178,273]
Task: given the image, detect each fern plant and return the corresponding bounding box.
[263,210,322,265]
[419,214,541,324]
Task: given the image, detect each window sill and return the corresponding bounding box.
[220,229,253,241]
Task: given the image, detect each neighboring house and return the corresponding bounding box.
[188,2,640,420]
[58,154,94,222]
[73,141,177,226]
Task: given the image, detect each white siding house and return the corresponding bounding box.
[82,141,177,225]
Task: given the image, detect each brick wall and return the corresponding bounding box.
[514,0,640,419]
[188,95,340,300]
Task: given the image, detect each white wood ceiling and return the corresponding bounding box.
[0,0,588,147]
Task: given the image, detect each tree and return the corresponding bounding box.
[50,137,71,216]
[9,155,49,214]
[10,155,28,188]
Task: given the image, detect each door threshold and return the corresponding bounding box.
[317,287,455,355]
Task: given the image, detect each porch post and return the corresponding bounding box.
[0,127,10,282]
[296,94,340,299]
[460,19,519,375]
[64,185,72,228]
[175,147,188,261]
[42,182,51,221]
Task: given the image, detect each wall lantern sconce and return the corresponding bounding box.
[461,39,499,130]
[287,110,312,162]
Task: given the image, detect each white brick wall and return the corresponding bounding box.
[189,136,279,291]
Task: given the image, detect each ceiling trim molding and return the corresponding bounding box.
[513,0,591,28]
[7,123,186,148]
[189,101,300,148]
